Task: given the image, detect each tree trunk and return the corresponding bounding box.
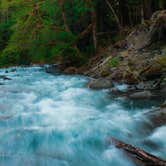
[105,0,122,31]
[59,0,70,32]
[92,9,97,51]
[118,0,130,26]
[108,137,166,166]
[141,4,145,24]
[143,0,152,19]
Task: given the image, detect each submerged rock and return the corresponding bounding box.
[111,87,123,95]
[111,85,166,100]
[0,75,12,80]
[148,108,166,128]
[45,64,61,74]
[5,68,17,73]
[129,91,152,99]
[10,68,17,72]
[5,70,9,73]
[88,78,112,89]
[0,115,13,120]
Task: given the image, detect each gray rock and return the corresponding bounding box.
[149,108,166,128]
[161,100,166,108]
[10,68,17,72]
[111,87,122,94]
[0,115,13,120]
[88,78,112,89]
[45,64,61,74]
[129,91,152,99]
[136,80,160,90]
[0,75,12,80]
[157,88,166,98]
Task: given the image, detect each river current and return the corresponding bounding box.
[0,66,165,166]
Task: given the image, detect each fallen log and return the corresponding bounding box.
[108,137,166,166]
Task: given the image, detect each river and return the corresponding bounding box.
[0,66,165,166]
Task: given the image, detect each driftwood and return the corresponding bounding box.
[108,137,166,166]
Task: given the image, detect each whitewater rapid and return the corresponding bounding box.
[0,66,165,166]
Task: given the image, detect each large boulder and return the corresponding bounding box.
[126,25,149,50]
[126,10,166,50]
[88,78,112,89]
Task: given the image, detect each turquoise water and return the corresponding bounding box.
[0,66,165,166]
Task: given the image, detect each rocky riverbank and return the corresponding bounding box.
[44,10,166,95]
[84,11,166,102]
[43,11,166,127]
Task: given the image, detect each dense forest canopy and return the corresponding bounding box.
[0,0,166,67]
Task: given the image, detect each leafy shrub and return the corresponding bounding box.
[0,47,20,66]
[109,57,119,67]
[62,47,86,67]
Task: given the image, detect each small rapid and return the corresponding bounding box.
[0,66,165,166]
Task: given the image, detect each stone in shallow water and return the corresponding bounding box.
[129,91,152,99]
[0,75,12,80]
[0,115,13,120]
[88,78,112,89]
[45,64,61,74]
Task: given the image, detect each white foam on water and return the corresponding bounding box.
[143,125,166,158]
[149,125,166,146]
[103,147,135,166]
[0,66,165,166]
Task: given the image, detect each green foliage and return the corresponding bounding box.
[0,46,20,66]
[0,0,166,67]
[0,0,94,66]
[109,57,119,67]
